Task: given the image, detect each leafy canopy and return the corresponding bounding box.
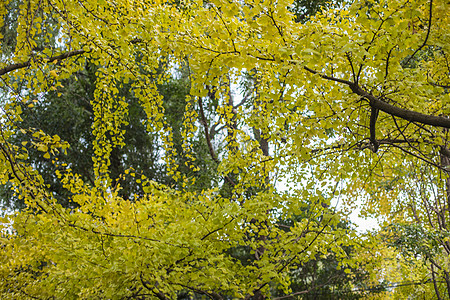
[0,0,449,298]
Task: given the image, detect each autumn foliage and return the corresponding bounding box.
[0,0,449,298]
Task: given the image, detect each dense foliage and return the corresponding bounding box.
[0,0,449,298]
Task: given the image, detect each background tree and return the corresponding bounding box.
[0,61,219,209]
[0,0,219,209]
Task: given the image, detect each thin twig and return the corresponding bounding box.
[403,0,433,67]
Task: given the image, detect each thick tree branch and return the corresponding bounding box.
[0,49,87,76]
[302,66,450,128]
[354,84,450,128]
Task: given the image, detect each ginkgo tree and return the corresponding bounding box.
[0,0,449,298]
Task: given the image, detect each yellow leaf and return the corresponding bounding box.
[37,145,48,152]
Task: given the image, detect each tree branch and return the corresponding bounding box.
[139,274,169,300]
[403,0,433,67]
[197,96,236,186]
[369,107,379,152]
[356,85,450,128]
[302,66,450,128]
[0,49,87,76]
[198,96,220,165]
